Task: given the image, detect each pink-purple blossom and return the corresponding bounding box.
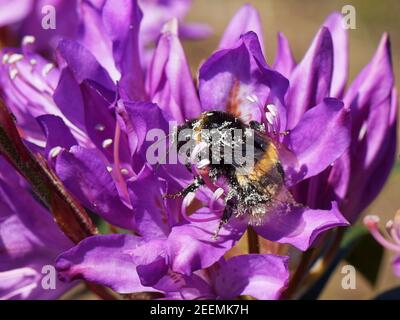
[0,1,397,300]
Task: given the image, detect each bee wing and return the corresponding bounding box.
[247,184,302,226]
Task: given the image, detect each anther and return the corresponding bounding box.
[2,53,10,64]
[22,35,36,46]
[266,104,278,116]
[9,68,18,80]
[102,139,113,148]
[49,146,62,158]
[8,54,23,64]
[95,124,105,132]
[42,63,54,76]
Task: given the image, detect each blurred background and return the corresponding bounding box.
[182,0,400,300]
[2,0,397,300]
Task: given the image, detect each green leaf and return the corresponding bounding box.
[340,225,369,249]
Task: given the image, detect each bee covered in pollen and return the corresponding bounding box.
[164,109,297,238]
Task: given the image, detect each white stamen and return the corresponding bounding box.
[246,94,258,103]
[162,18,178,35]
[102,139,113,149]
[95,124,105,132]
[358,122,368,141]
[9,68,18,80]
[106,166,113,173]
[363,215,380,228]
[22,35,36,46]
[120,168,129,175]
[49,146,62,158]
[2,53,10,64]
[266,104,278,116]
[386,220,394,230]
[266,112,275,125]
[29,59,37,66]
[8,54,23,64]
[42,63,54,76]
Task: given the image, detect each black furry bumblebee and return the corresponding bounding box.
[165,110,294,234]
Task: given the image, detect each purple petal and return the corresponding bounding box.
[37,115,78,159]
[156,270,216,299]
[168,216,247,275]
[80,80,130,164]
[77,0,120,80]
[147,19,201,123]
[57,39,114,90]
[273,33,295,78]
[213,254,289,300]
[19,0,79,52]
[200,32,288,127]
[102,0,145,100]
[0,265,74,300]
[118,100,169,158]
[285,27,333,129]
[131,239,169,287]
[79,80,116,161]
[284,98,351,187]
[218,4,264,54]
[127,166,171,239]
[323,12,348,98]
[0,0,31,26]
[339,34,396,221]
[0,49,60,145]
[254,202,348,251]
[56,234,153,293]
[0,159,73,299]
[55,146,136,230]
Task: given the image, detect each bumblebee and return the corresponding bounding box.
[165,110,293,231]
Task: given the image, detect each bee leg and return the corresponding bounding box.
[163,176,204,199]
[213,198,236,240]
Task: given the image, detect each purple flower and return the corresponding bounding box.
[364,214,400,277]
[272,12,397,223]
[56,232,289,299]
[0,0,79,52]
[0,0,209,54]
[0,2,396,300]
[161,11,350,251]
[0,157,75,299]
[51,4,352,298]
